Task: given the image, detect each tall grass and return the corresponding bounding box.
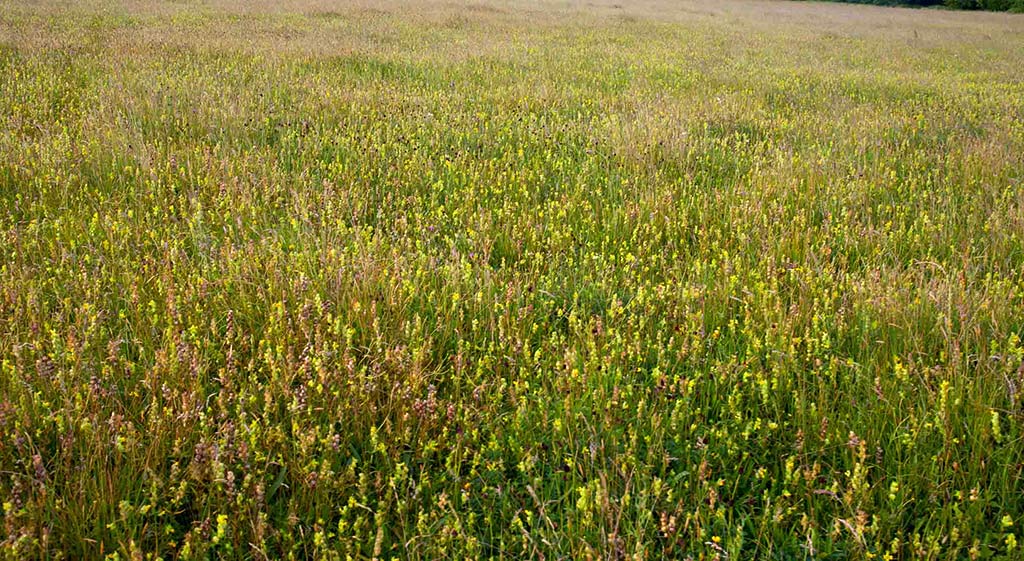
[1,0,1023,558]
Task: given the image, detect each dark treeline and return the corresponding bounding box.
[818,0,1024,11]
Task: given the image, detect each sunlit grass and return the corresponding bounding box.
[1,0,1023,558]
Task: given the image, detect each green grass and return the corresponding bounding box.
[1,0,1024,559]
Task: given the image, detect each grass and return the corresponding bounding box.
[1,0,1023,558]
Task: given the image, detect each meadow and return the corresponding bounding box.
[1,0,1024,558]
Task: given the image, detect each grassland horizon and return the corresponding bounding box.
[2,0,1023,559]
